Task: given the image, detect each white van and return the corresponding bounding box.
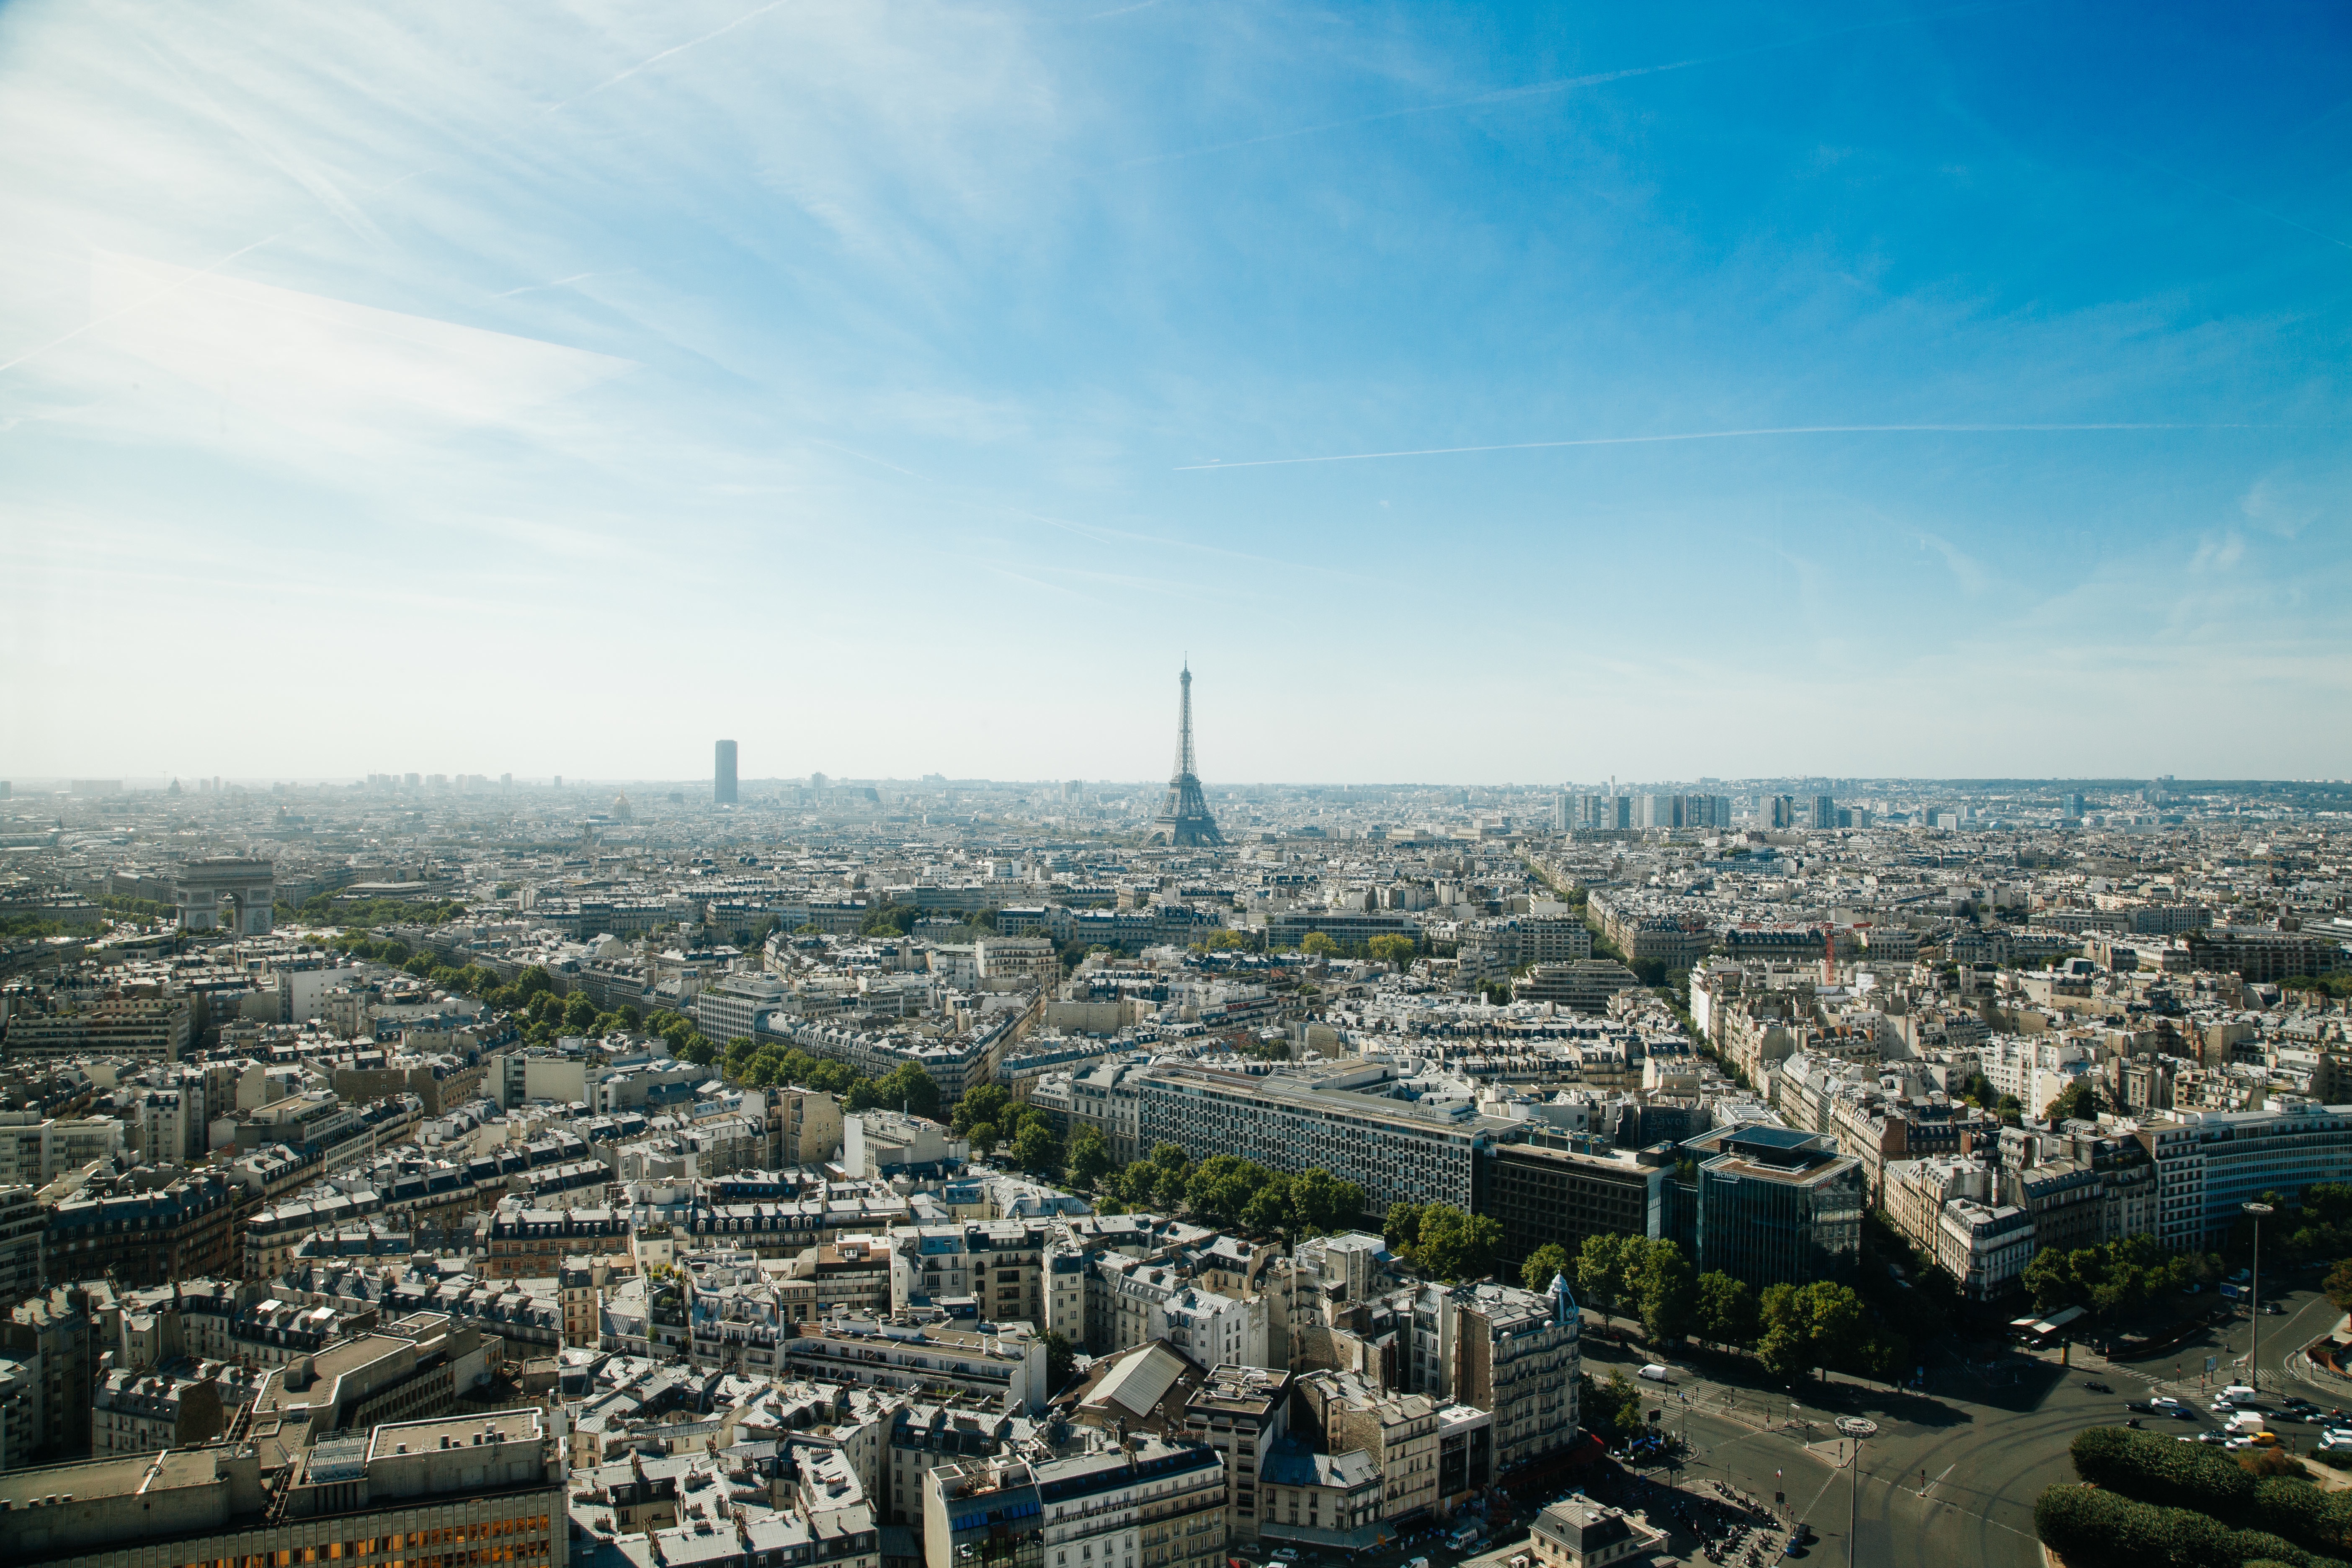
[2222,1385,2260,1403]
[2228,1411,2269,1435]
[1638,1364,1674,1383]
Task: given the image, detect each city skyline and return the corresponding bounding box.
[5,3,2348,779]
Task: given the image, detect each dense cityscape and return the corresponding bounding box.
[7,5,2345,1568]
[0,678,2348,1568]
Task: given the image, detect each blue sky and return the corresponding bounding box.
[2,0,2346,783]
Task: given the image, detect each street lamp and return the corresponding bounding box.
[2245,1202,2275,1395]
[1848,1435,1865,1568]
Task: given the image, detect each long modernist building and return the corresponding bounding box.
[1133,1062,1515,1217]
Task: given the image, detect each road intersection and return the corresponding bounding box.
[1577,1273,2347,1568]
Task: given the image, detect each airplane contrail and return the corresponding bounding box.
[1173,423,2247,471]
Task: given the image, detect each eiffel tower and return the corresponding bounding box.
[1153,662,1224,847]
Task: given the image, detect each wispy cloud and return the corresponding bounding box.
[1175,424,2248,471]
[1121,0,2034,168]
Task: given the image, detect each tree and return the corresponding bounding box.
[1577,1233,1631,1325]
[873,1063,941,1119]
[1291,1168,1362,1235]
[1041,1330,1078,1394]
[1757,1283,1810,1381]
[1581,1369,1645,1437]
[1066,1125,1114,1189]
[2045,1079,2105,1124]
[1697,1271,1759,1350]
[967,1121,1001,1157]
[1367,934,1417,969]
[1411,1205,1501,1281]
[1012,1122,1059,1173]
[1757,1281,1869,1381]
[1149,1161,1189,1210]
[562,991,600,1031]
[1244,1180,1296,1239]
[1384,1201,1424,1253]
[1301,932,1339,958]
[2324,1257,2352,1314]
[1634,1239,1697,1345]
[1521,1243,1573,1295]
[680,1033,719,1067]
[954,1085,1013,1138]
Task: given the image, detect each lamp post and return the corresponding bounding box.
[2245,1202,2274,1394]
[1848,1436,1864,1568]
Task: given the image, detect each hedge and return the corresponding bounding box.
[2071,1427,2352,1559]
[2037,1484,2239,1568]
[2071,1426,2257,1519]
[2038,1481,2352,1568]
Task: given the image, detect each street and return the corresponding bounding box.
[1576,1270,2347,1568]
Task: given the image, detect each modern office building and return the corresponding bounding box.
[1134,1062,1515,1217]
[2132,1103,2352,1250]
[0,1408,565,1568]
[1511,959,1641,1015]
[1686,1124,1863,1287]
[1483,1132,1667,1269]
[715,739,738,805]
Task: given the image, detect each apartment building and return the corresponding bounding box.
[1291,1371,1440,1527]
[776,1085,846,1165]
[2,994,195,1061]
[1066,1061,1149,1167]
[0,1113,128,1186]
[1453,1279,1578,1471]
[885,1400,1022,1529]
[91,1362,242,1455]
[977,937,1064,990]
[484,1203,629,1279]
[1181,1365,1290,1543]
[781,1313,1047,1411]
[889,1220,1052,1325]
[45,1169,237,1288]
[0,1184,44,1308]
[924,1439,1227,1568]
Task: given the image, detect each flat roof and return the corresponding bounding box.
[0,1446,218,1504]
[366,1409,542,1460]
